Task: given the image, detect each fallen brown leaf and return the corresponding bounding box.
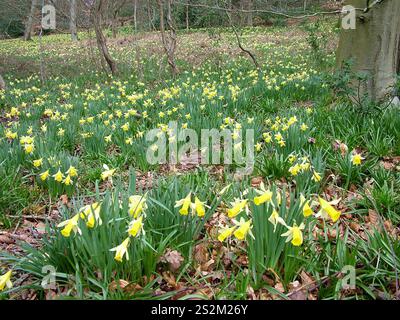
[160,249,184,272]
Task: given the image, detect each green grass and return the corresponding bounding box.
[0,18,399,300]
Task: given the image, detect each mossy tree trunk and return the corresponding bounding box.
[336,0,400,101]
[70,0,78,41]
[24,0,38,41]
[0,74,5,91]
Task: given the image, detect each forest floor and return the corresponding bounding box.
[1,19,400,300]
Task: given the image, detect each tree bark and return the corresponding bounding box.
[158,0,178,76]
[185,3,189,30]
[336,0,400,101]
[94,0,117,76]
[24,0,38,41]
[246,0,253,27]
[134,0,138,32]
[70,0,78,41]
[0,74,5,91]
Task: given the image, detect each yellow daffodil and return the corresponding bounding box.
[351,153,364,166]
[254,183,273,206]
[121,122,129,132]
[0,271,12,292]
[300,194,313,217]
[317,197,341,222]
[5,130,18,140]
[192,197,206,217]
[110,237,130,262]
[281,222,305,246]
[24,143,34,154]
[101,164,116,181]
[40,170,50,181]
[57,214,81,237]
[288,154,297,163]
[128,216,144,237]
[20,136,34,145]
[79,202,102,228]
[53,169,64,182]
[128,195,147,218]
[63,174,72,186]
[66,165,78,177]
[289,163,301,176]
[268,209,286,231]
[227,199,248,218]
[175,192,192,215]
[233,218,252,240]
[33,158,43,168]
[217,226,236,242]
[312,171,321,182]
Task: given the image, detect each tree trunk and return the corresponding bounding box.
[134,0,138,32]
[246,0,253,27]
[147,0,155,31]
[0,74,5,91]
[70,0,78,41]
[158,0,178,76]
[94,0,117,76]
[336,0,400,101]
[185,3,189,30]
[24,0,38,41]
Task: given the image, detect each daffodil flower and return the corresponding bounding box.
[66,165,78,177]
[40,170,50,181]
[192,197,206,217]
[289,163,301,176]
[311,171,321,182]
[110,237,130,262]
[128,195,147,218]
[281,222,305,246]
[57,214,81,237]
[175,192,192,215]
[227,199,248,218]
[233,218,253,240]
[33,158,43,168]
[63,174,73,186]
[24,143,35,154]
[53,169,64,183]
[300,123,308,131]
[79,202,102,228]
[0,270,12,291]
[351,153,364,166]
[217,226,236,242]
[300,194,313,217]
[317,197,341,222]
[268,209,286,231]
[101,164,116,181]
[253,183,273,206]
[128,216,144,237]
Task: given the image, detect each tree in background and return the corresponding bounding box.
[70,0,78,40]
[336,0,400,102]
[24,0,38,41]
[0,74,5,91]
[91,0,117,75]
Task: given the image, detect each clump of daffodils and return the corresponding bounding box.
[175,192,208,218]
[37,164,78,186]
[217,183,342,247]
[111,194,148,263]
